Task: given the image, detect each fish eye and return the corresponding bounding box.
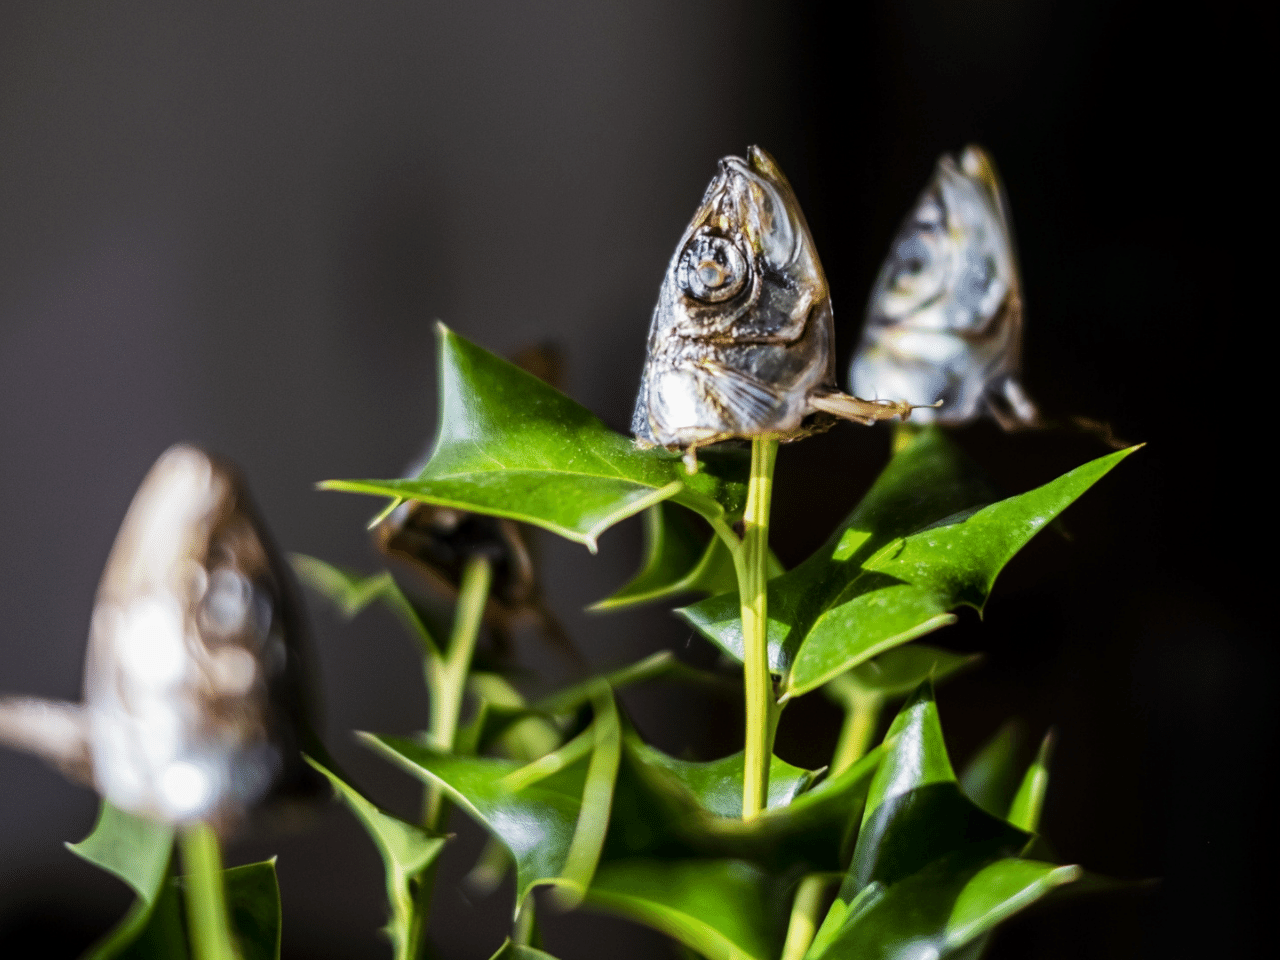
[678,233,748,304]
[892,236,932,290]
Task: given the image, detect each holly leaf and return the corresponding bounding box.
[291,553,441,660]
[606,729,883,872]
[1007,731,1054,834]
[849,684,1025,892]
[680,430,1139,697]
[585,859,790,960]
[627,741,820,820]
[832,644,979,700]
[322,325,748,552]
[488,942,561,960]
[364,687,621,915]
[67,802,178,960]
[220,861,283,960]
[307,757,446,957]
[959,721,1026,820]
[67,804,282,960]
[805,855,1083,959]
[590,502,738,611]
[805,684,1083,958]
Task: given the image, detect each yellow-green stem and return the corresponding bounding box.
[739,436,779,819]
[892,421,922,454]
[407,553,492,960]
[830,688,884,776]
[423,554,492,825]
[180,824,239,960]
[513,897,537,946]
[780,874,832,960]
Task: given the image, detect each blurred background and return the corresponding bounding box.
[0,2,1265,958]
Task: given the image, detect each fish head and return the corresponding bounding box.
[633,146,835,448]
[852,145,1033,426]
[376,503,535,608]
[83,445,316,832]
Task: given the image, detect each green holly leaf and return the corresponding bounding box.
[590,502,739,611]
[291,553,441,660]
[850,684,1026,892]
[219,861,283,960]
[959,721,1026,820]
[322,325,748,552]
[805,855,1082,959]
[364,687,621,915]
[805,685,1082,958]
[468,652,737,759]
[680,430,1139,697]
[1007,731,1054,834]
[68,801,175,906]
[68,804,282,960]
[627,740,820,820]
[585,859,791,960]
[831,644,979,700]
[488,941,561,960]
[67,802,178,960]
[307,757,446,958]
[607,729,882,872]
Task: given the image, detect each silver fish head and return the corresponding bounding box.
[82,445,316,832]
[850,145,1037,427]
[632,146,836,449]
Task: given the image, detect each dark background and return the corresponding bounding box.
[1,2,1266,958]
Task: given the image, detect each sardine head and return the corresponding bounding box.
[852,145,1035,426]
[83,445,315,832]
[633,147,835,449]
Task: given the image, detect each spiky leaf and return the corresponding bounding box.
[680,431,1138,696]
[322,326,748,551]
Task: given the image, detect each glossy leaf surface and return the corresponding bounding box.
[835,644,979,699]
[680,431,1138,696]
[850,685,1025,891]
[806,855,1082,959]
[323,326,749,551]
[591,502,737,610]
[629,740,819,819]
[1007,732,1054,833]
[585,859,789,960]
[805,685,1083,958]
[367,736,575,914]
[608,728,881,871]
[308,758,445,957]
[365,690,620,916]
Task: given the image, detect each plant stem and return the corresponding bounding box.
[891,421,921,454]
[179,824,239,960]
[423,554,492,825]
[406,553,493,960]
[513,897,537,946]
[780,875,830,960]
[739,435,779,819]
[830,687,884,776]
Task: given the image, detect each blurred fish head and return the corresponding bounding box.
[82,445,316,833]
[375,502,535,609]
[851,145,1037,427]
[633,146,836,449]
